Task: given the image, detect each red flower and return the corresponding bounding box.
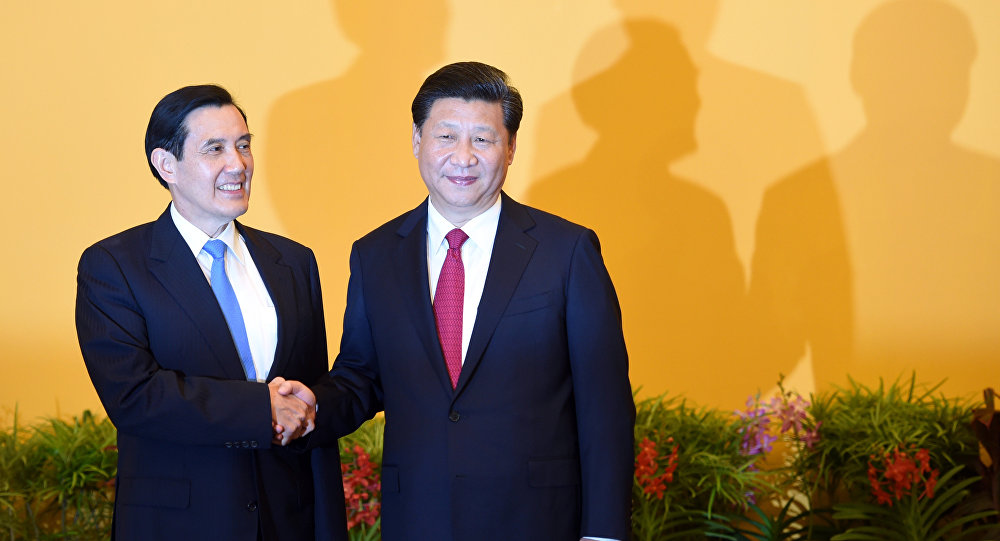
[867,445,940,506]
[342,445,381,529]
[635,437,678,500]
[914,448,931,473]
[922,468,939,499]
[867,458,894,506]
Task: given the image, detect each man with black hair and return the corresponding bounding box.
[294,62,635,541]
[76,84,346,541]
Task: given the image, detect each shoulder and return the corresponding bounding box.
[361,210,413,242]
[239,223,315,259]
[762,157,835,206]
[80,221,156,263]
[506,196,596,244]
[89,221,155,249]
[353,202,426,251]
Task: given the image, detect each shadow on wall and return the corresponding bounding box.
[265,0,447,305]
[531,0,827,270]
[749,0,1000,397]
[526,20,752,407]
[527,1,827,408]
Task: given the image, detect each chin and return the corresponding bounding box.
[225,204,250,220]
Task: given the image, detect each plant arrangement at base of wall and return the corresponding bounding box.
[1,375,997,540]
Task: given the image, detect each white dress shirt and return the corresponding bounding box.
[426,198,500,365]
[170,204,278,381]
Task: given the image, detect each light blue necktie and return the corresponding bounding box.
[203,239,257,381]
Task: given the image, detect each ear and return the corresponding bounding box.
[150,148,178,185]
[506,133,517,165]
[412,123,422,158]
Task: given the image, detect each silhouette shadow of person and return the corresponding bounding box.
[532,0,827,270]
[265,0,449,317]
[750,0,1000,395]
[526,20,752,406]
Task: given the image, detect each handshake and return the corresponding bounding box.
[267,377,316,446]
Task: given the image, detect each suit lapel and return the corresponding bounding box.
[147,209,247,380]
[238,223,296,381]
[394,200,456,395]
[455,193,537,395]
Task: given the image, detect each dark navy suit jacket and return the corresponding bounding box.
[311,194,635,541]
[76,208,346,541]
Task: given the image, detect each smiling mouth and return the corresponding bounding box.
[447,176,477,185]
[217,182,244,192]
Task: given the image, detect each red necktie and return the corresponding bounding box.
[434,228,469,388]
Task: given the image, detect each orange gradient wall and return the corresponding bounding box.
[2,0,998,425]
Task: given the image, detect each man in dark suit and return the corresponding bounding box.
[293,62,635,540]
[75,85,346,541]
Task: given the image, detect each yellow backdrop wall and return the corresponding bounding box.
[2,0,997,425]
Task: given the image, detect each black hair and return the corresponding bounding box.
[411,62,522,138]
[144,84,247,188]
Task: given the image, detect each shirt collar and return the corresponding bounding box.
[169,203,244,264]
[427,197,502,254]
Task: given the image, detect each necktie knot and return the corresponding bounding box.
[203,239,227,260]
[445,228,469,251]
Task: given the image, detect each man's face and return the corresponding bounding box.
[160,104,253,237]
[412,98,516,226]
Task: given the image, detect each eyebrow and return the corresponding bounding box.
[201,133,253,147]
[434,122,498,136]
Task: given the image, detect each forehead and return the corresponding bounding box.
[183,105,248,142]
[425,98,506,134]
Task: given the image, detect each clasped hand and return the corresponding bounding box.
[268,377,316,446]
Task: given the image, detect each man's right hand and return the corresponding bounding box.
[268,377,316,446]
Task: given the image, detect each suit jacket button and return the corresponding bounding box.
[250,440,259,448]
[449,411,460,422]
[225,441,233,448]
[246,501,258,512]
[241,440,250,448]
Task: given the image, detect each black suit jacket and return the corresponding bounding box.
[311,194,635,541]
[76,208,346,541]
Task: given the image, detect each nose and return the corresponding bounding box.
[450,139,478,168]
[225,147,249,175]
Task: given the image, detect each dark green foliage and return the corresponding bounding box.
[798,375,978,506]
[0,410,116,541]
